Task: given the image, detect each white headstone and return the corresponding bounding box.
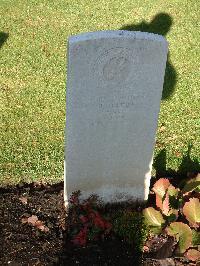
[64,30,168,204]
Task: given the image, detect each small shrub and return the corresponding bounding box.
[113,210,149,251]
[68,191,112,246]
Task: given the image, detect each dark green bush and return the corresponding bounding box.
[113,211,149,251]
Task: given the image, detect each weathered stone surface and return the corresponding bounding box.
[64,30,168,203]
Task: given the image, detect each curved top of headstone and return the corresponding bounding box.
[69,30,168,46]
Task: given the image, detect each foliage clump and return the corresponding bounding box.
[143,174,200,261]
[113,210,149,252]
[68,174,200,263]
[68,191,112,246]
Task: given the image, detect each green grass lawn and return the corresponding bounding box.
[0,0,199,186]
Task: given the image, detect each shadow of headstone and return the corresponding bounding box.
[153,144,200,184]
[0,32,9,48]
[120,13,177,100]
[153,148,167,178]
[178,143,200,175]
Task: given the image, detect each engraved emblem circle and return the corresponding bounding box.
[93,47,133,84]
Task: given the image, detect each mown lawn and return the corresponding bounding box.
[0,0,199,185]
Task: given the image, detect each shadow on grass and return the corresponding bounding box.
[0,32,9,48]
[153,144,200,182]
[120,13,177,100]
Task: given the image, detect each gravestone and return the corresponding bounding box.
[64,30,168,204]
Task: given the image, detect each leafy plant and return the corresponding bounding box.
[182,198,200,228]
[68,174,200,259]
[143,175,200,257]
[192,229,200,246]
[142,207,165,233]
[182,174,200,194]
[113,210,149,251]
[166,222,192,253]
[68,191,112,246]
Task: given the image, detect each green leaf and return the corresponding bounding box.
[168,184,179,197]
[167,209,179,223]
[183,198,200,227]
[148,226,163,234]
[166,222,192,253]
[143,207,165,228]
[192,230,200,246]
[182,174,200,194]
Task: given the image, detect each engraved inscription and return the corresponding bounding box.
[103,57,130,81]
[93,47,135,85]
[98,95,136,109]
[97,94,138,120]
[74,92,143,121]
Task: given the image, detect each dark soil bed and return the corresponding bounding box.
[0,182,197,266]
